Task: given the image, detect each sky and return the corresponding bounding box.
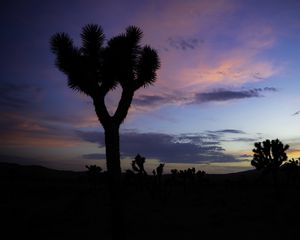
[1,0,300,173]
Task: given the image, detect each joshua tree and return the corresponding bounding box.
[50,24,160,240]
[131,154,147,175]
[251,139,289,185]
[282,158,300,171]
[86,164,103,175]
[128,154,148,191]
[281,158,300,184]
[85,164,103,189]
[153,163,165,183]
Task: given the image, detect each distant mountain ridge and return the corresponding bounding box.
[0,161,258,182]
[0,162,83,180]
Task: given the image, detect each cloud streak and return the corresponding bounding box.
[194,87,276,103]
[0,112,81,147]
[292,110,300,116]
[132,87,277,110]
[194,88,262,103]
[167,37,203,51]
[209,129,245,134]
[0,81,42,111]
[132,95,169,107]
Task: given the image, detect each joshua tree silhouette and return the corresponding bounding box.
[281,158,300,184]
[153,163,164,184]
[86,164,103,175]
[50,24,160,240]
[131,154,147,175]
[85,165,103,190]
[251,139,289,185]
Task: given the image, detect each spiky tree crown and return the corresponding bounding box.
[50,24,160,97]
[251,139,289,171]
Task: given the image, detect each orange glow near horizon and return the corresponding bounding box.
[288,150,300,159]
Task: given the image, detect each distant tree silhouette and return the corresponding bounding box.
[170,168,206,193]
[131,154,147,175]
[153,163,164,184]
[251,139,289,185]
[196,170,206,183]
[282,158,300,171]
[281,158,300,184]
[151,163,165,200]
[50,24,160,240]
[153,163,164,177]
[127,154,148,191]
[86,164,103,175]
[85,165,103,190]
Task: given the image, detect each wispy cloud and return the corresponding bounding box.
[178,57,279,90]
[167,37,203,51]
[193,87,277,103]
[204,130,261,145]
[0,113,81,147]
[133,95,169,107]
[226,137,259,143]
[194,89,260,102]
[210,129,245,134]
[0,81,42,111]
[292,110,300,116]
[132,87,277,110]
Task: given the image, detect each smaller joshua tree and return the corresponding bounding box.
[156,163,164,176]
[153,163,164,185]
[131,154,147,175]
[86,165,103,188]
[251,139,289,185]
[282,158,300,171]
[196,170,206,183]
[86,164,103,175]
[152,163,165,198]
[129,154,148,191]
[153,163,164,177]
[281,158,300,184]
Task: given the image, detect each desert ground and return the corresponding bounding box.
[1,162,299,240]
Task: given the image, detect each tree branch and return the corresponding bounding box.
[92,85,111,127]
[113,87,134,125]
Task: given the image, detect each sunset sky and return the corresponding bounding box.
[1,0,300,173]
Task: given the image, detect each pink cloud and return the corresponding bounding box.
[127,0,281,96]
[179,56,279,91]
[129,28,279,113]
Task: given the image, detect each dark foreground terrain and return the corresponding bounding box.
[1,162,300,240]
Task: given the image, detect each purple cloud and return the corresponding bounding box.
[132,87,277,109]
[193,87,277,103]
[133,95,168,107]
[167,37,204,51]
[210,129,245,134]
[77,130,238,163]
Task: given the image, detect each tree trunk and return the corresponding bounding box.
[104,124,124,240]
